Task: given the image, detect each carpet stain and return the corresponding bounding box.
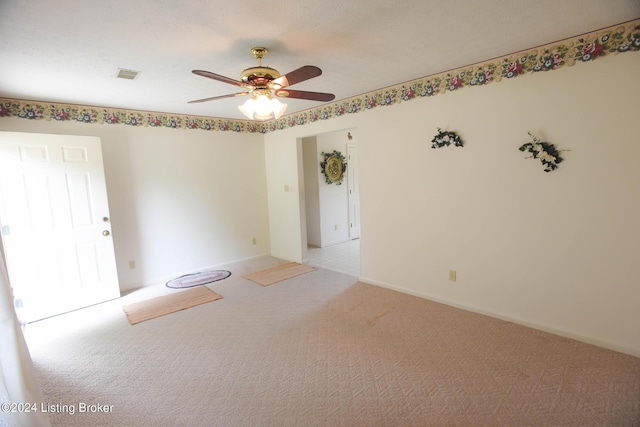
[366,310,390,326]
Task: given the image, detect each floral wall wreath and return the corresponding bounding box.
[519,132,564,172]
[431,128,464,148]
[320,150,347,185]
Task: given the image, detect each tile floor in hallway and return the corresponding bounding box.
[305,238,360,277]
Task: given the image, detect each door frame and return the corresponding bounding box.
[346,142,360,240]
[298,128,360,269]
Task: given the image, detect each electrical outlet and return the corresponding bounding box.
[334,224,338,231]
[252,237,257,245]
[449,270,456,282]
[129,260,136,269]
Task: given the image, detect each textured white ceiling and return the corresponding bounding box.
[1,0,638,121]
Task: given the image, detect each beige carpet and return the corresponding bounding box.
[242,261,316,286]
[23,257,640,426]
[122,286,223,325]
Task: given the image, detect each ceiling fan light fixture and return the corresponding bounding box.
[271,97,287,119]
[191,46,332,118]
[238,98,255,119]
[238,93,287,121]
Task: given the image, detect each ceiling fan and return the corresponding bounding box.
[189,47,335,120]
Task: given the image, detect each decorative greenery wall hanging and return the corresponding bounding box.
[431,128,464,148]
[320,150,347,185]
[519,132,564,172]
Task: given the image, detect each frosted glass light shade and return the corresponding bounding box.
[270,98,287,119]
[238,94,287,120]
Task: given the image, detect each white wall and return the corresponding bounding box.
[0,119,270,291]
[302,137,321,247]
[263,133,305,262]
[262,52,640,356]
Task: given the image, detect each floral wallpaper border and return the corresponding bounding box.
[1,19,638,134]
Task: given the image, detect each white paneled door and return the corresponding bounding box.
[0,132,119,323]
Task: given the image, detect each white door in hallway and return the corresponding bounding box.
[0,132,120,322]
[347,143,360,239]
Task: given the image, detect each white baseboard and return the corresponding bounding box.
[359,276,640,358]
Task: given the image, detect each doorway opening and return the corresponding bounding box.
[300,128,360,276]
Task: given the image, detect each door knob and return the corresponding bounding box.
[103,217,110,222]
[102,230,110,236]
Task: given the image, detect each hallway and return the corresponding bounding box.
[305,239,360,277]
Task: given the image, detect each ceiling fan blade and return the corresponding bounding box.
[275,89,335,102]
[188,92,249,104]
[192,70,245,87]
[272,66,322,88]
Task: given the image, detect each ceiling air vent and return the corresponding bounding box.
[116,68,140,80]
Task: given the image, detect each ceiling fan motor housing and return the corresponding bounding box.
[240,66,281,88]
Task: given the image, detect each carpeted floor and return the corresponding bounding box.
[23,256,640,426]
